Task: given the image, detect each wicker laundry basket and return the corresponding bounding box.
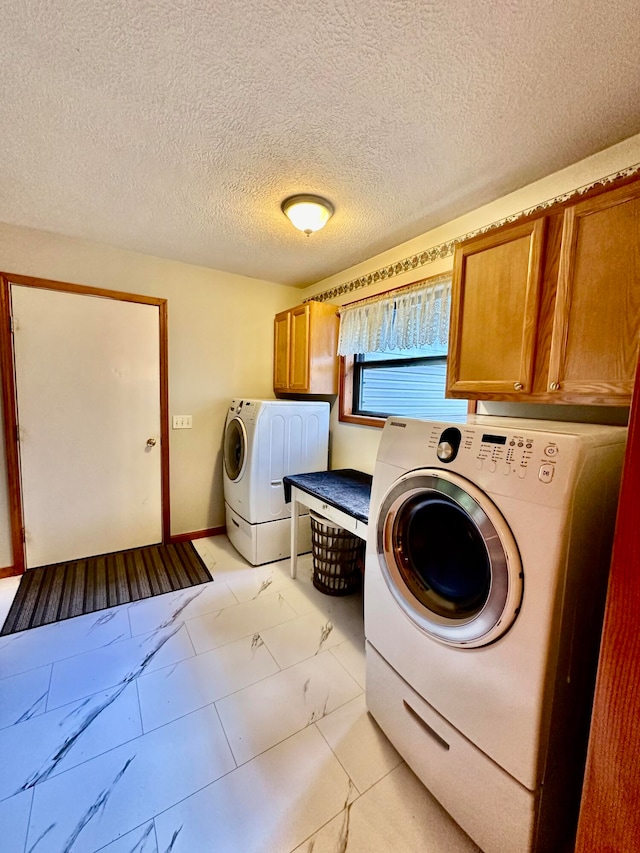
[309,511,364,596]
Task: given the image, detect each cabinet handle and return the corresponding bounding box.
[514,382,524,391]
[549,382,560,391]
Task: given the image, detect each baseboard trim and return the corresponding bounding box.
[169,526,226,544]
[0,565,22,578]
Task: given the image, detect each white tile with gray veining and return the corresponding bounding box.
[0,664,51,730]
[315,694,402,794]
[329,634,367,688]
[0,788,33,853]
[25,704,235,853]
[0,682,142,801]
[185,589,298,654]
[94,821,158,852]
[215,650,363,765]
[291,763,480,853]
[154,726,355,853]
[46,622,195,709]
[0,605,131,679]
[260,608,362,670]
[0,536,479,853]
[127,581,238,638]
[219,559,297,603]
[136,631,280,732]
[278,582,365,640]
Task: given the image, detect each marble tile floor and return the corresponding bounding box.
[0,536,480,853]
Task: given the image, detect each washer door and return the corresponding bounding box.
[223,416,247,482]
[377,469,523,647]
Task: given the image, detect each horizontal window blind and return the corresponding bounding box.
[357,357,467,421]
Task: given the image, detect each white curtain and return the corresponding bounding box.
[337,278,451,356]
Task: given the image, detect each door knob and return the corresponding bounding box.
[146,438,157,447]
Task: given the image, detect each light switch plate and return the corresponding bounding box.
[172,415,193,429]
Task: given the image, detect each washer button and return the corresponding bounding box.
[544,445,558,458]
[539,463,555,483]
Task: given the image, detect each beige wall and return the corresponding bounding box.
[0,224,295,569]
[300,133,640,476]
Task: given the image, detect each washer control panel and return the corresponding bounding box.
[228,399,258,423]
[427,424,561,483]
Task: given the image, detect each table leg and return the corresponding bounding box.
[290,495,300,579]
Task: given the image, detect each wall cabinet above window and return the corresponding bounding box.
[273,301,339,394]
[447,179,640,406]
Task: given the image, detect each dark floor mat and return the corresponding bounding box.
[1,540,212,635]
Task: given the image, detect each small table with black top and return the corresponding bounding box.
[283,468,372,578]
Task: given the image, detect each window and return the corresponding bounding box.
[352,344,468,422]
[337,274,468,426]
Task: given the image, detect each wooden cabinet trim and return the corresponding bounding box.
[548,206,577,390]
[273,310,292,392]
[518,217,547,392]
[289,304,311,391]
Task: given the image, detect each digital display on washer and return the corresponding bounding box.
[481,433,507,445]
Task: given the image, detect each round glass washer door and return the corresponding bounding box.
[377,469,523,648]
[223,417,247,482]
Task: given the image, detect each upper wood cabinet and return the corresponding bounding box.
[447,179,640,406]
[448,218,546,396]
[273,301,339,394]
[548,183,640,400]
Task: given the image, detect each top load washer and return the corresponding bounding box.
[364,415,626,853]
[223,399,329,564]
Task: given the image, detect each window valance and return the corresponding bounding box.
[337,276,452,356]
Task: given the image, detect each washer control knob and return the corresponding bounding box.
[437,441,454,461]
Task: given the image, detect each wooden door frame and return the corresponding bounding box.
[0,273,170,575]
[575,354,640,850]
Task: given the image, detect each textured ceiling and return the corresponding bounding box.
[1,1,639,287]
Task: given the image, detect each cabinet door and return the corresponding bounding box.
[289,304,311,391]
[273,310,291,391]
[448,218,546,396]
[548,182,640,403]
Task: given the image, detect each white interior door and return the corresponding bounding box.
[11,285,162,568]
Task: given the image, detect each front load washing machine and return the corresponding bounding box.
[364,416,626,853]
[223,399,329,565]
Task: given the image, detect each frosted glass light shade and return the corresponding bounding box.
[281,195,334,234]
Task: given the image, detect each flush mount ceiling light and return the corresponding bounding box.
[281,194,334,235]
